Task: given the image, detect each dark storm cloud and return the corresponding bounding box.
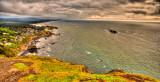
[64,0,118,9]
[155,0,160,2]
[127,10,147,15]
[0,0,159,20]
[128,0,146,2]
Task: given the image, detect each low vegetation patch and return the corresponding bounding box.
[0,44,16,57]
[13,63,28,71]
[15,55,159,82]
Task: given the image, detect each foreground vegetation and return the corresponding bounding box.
[0,55,158,82]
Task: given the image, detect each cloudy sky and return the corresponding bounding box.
[0,0,160,20]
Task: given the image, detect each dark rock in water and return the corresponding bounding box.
[50,43,55,45]
[108,29,118,34]
[44,32,53,37]
[53,26,58,29]
[42,47,45,48]
[44,26,58,30]
[27,45,38,53]
[53,33,60,36]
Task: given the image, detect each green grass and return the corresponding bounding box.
[24,74,38,81]
[39,61,82,73]
[16,56,128,82]
[0,27,16,34]
[9,42,20,49]
[13,63,28,71]
[0,27,17,42]
[16,56,159,82]
[21,73,127,82]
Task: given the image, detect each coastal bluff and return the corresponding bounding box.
[0,55,159,82]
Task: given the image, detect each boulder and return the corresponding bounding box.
[27,45,38,53]
[108,29,118,34]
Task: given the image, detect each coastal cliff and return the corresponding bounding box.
[0,55,159,82]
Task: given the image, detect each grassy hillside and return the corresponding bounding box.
[0,55,158,82]
[0,26,52,57]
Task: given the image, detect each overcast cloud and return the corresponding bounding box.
[0,0,160,20]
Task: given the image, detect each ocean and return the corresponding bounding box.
[36,20,160,79]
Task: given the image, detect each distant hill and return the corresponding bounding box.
[0,17,61,24]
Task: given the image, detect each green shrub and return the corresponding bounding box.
[0,44,16,57]
[9,43,20,49]
[27,75,37,80]
[13,63,28,71]
[0,27,15,34]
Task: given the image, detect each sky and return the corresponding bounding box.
[0,0,160,20]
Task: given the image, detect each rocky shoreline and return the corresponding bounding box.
[17,26,60,56]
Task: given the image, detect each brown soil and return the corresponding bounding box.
[80,78,105,82]
[0,57,36,82]
[106,69,157,82]
[120,74,154,82]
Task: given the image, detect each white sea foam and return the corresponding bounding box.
[85,51,92,54]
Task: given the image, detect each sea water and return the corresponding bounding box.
[37,20,160,79]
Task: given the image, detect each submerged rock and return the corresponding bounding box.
[42,47,45,48]
[50,43,55,45]
[44,26,58,31]
[108,29,118,34]
[53,33,60,36]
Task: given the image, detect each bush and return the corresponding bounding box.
[0,27,15,34]
[13,63,28,71]
[0,44,16,57]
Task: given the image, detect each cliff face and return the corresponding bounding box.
[0,55,159,82]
